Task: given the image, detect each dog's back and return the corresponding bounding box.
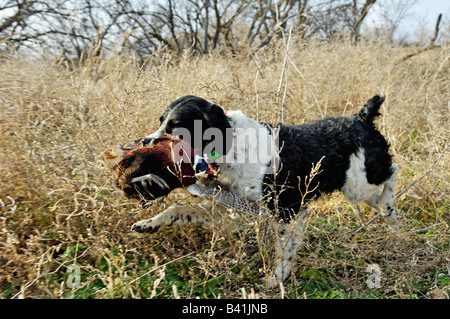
[263,95,395,220]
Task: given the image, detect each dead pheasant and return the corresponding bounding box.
[105,135,264,216]
[105,135,197,200]
[105,135,221,201]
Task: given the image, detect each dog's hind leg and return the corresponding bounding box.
[363,189,381,211]
[360,164,398,227]
[266,218,304,288]
[378,164,399,224]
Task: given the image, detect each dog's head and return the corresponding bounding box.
[105,135,197,200]
[143,96,232,157]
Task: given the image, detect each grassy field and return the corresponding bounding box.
[0,38,449,299]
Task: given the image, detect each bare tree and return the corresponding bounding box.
[0,0,66,53]
[203,0,210,51]
[400,13,443,63]
[352,0,376,42]
[1,0,432,59]
[249,0,300,49]
[0,0,35,34]
[0,0,132,58]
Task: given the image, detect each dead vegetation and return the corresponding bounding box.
[0,38,449,299]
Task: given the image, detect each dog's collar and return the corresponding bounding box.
[219,106,228,116]
[194,106,229,160]
[193,146,221,161]
[220,106,231,124]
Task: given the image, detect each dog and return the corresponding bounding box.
[131,94,399,287]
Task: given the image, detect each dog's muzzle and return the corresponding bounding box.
[142,131,166,146]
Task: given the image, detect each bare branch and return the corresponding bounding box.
[353,0,376,42]
[400,13,443,63]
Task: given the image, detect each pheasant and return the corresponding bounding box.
[105,135,262,215]
[105,135,218,200]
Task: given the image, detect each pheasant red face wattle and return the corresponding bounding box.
[105,135,198,200]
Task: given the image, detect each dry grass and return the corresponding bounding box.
[0,38,449,299]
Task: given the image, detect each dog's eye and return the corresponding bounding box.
[167,119,180,129]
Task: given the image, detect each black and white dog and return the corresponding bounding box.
[132,95,398,287]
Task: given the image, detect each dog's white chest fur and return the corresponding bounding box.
[217,110,279,201]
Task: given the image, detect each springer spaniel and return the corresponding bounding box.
[129,95,398,287]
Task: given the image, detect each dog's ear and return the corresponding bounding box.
[203,104,230,130]
[203,104,233,155]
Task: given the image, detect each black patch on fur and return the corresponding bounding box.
[262,95,393,221]
[149,95,232,155]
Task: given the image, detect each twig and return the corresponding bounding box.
[285,53,324,117]
[366,213,380,226]
[277,25,293,124]
[249,0,273,44]
[395,143,448,200]
[356,205,366,224]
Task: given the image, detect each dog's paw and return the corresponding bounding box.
[131,219,160,233]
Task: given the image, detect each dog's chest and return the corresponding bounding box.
[217,110,279,201]
[217,161,264,201]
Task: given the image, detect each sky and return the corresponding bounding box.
[406,0,450,27]
[407,0,450,43]
[364,0,450,43]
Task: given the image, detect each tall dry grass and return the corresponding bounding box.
[0,38,449,299]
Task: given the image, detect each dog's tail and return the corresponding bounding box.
[355,95,385,123]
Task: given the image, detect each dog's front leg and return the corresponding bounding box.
[267,218,304,288]
[131,204,212,233]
